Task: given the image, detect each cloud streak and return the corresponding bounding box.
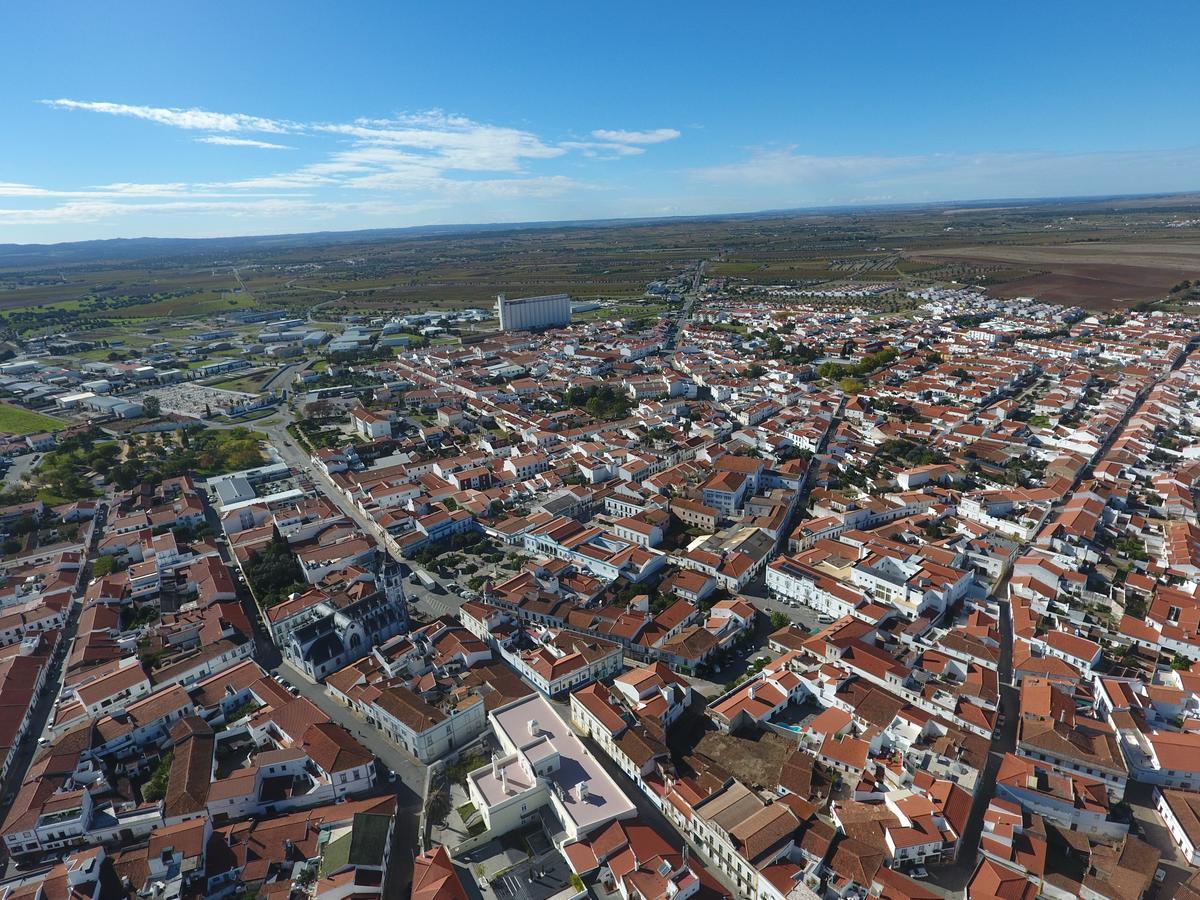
[196,136,293,150]
[591,128,680,145]
[41,98,298,133]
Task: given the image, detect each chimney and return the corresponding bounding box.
[501,767,510,795]
[491,756,499,779]
[576,781,590,802]
[528,718,540,737]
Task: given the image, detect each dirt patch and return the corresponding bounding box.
[693,729,794,789]
[910,241,1200,309]
[989,263,1186,309]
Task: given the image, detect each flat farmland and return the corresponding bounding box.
[3,195,1200,331]
[910,240,1200,307]
[0,266,237,310]
[245,243,671,313]
[712,258,840,282]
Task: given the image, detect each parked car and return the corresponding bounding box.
[910,867,929,880]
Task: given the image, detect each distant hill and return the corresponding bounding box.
[2,190,1198,269]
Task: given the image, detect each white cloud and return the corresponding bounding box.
[40,99,298,133]
[0,182,58,197]
[314,117,565,172]
[197,136,293,150]
[13,101,684,236]
[590,128,680,145]
[0,181,270,200]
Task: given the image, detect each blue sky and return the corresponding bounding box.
[2,1,1199,243]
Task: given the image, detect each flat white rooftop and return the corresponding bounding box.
[489,692,635,834]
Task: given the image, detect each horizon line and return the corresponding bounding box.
[2,187,1199,251]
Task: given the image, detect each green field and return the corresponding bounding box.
[0,403,66,434]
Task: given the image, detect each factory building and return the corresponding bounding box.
[495,292,571,332]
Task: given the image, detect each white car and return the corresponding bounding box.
[910,867,929,880]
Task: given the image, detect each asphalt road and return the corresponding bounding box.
[921,346,1182,889]
[567,715,741,899]
[202,470,425,893]
[0,503,104,870]
[920,348,1177,890]
[274,657,424,895]
[1124,780,1188,898]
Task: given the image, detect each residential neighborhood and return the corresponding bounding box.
[1,273,1200,900]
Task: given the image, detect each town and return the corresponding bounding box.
[0,264,1199,900]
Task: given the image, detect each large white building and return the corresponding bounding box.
[496,292,571,332]
[467,693,636,844]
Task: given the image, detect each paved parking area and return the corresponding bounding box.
[457,827,575,900]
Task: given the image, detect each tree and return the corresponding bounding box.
[142,395,161,418]
[10,515,37,536]
[92,555,116,577]
[769,611,790,631]
[142,751,173,801]
[244,529,305,607]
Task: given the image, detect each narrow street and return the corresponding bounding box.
[928,348,1185,890]
[572,727,741,900]
[274,658,424,895]
[930,597,1018,893]
[0,503,105,856]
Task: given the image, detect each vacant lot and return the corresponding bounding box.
[208,368,276,394]
[911,241,1200,307]
[0,403,65,435]
[693,729,793,788]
